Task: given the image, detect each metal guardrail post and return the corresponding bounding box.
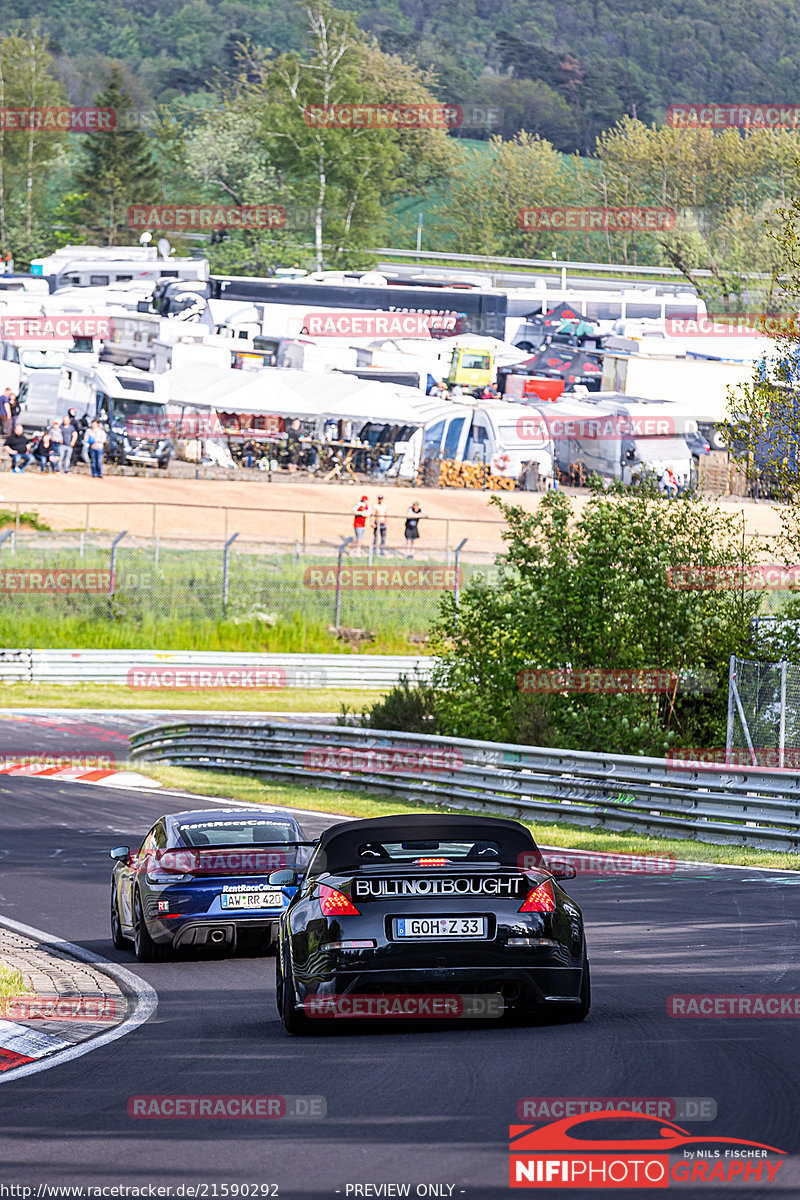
[725,654,736,766]
[223,532,239,613]
[109,530,127,597]
[780,661,788,770]
[334,536,353,628]
[453,538,468,618]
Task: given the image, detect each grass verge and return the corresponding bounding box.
[0,964,26,998]
[134,763,800,871]
[0,684,375,712]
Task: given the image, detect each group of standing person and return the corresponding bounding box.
[352,494,428,558]
[2,401,108,478]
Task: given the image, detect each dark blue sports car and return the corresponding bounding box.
[110,807,315,961]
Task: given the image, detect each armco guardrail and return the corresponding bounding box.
[0,650,431,689]
[129,721,800,851]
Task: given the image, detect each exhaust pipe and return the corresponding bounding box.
[209,929,226,944]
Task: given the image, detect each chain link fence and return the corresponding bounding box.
[0,531,500,645]
[727,655,800,765]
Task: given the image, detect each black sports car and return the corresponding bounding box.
[275,813,589,1034]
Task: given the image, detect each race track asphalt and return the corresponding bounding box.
[0,723,798,1199]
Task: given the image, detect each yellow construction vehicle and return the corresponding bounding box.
[446,345,494,390]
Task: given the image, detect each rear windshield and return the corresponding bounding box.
[359,840,503,863]
[179,820,297,846]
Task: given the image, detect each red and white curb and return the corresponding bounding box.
[0,764,160,787]
[0,916,158,1083]
[0,1020,72,1072]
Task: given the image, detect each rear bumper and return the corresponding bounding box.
[164,917,279,948]
[293,963,584,1007]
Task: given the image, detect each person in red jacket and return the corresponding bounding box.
[352,495,371,555]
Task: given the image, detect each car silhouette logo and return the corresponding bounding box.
[510,1111,785,1155]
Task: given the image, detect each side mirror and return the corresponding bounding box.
[109,845,130,862]
[269,868,298,887]
[546,858,577,881]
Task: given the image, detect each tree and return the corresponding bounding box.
[74,65,158,244]
[237,0,456,269]
[594,118,796,301]
[432,132,585,257]
[0,23,67,260]
[423,485,759,755]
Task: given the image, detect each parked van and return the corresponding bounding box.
[408,399,554,484]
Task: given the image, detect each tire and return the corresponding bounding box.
[555,957,591,1023]
[277,943,310,1035]
[110,888,128,950]
[133,888,169,963]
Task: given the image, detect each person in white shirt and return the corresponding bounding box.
[87,420,107,479]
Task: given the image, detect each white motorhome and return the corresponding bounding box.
[0,337,75,395]
[57,360,172,467]
[405,398,554,485]
[30,245,209,290]
[530,394,694,489]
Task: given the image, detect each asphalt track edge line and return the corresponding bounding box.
[0,914,158,1084]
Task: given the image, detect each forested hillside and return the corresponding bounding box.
[4,0,800,151]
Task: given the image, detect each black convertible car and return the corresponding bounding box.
[275,813,589,1034]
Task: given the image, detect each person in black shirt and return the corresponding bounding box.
[4,423,33,472]
[31,430,57,472]
[404,502,428,558]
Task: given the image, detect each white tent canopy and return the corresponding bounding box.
[166,363,424,424]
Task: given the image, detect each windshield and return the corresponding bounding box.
[498,422,548,449]
[114,399,166,419]
[20,349,68,369]
[635,436,690,463]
